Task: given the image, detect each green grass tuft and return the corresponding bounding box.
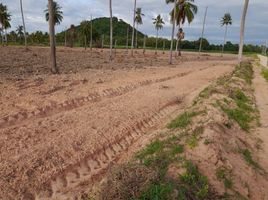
[262,68,268,82]
[216,167,233,189]
[167,111,201,129]
[242,149,260,169]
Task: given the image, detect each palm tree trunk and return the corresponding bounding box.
[143,35,146,54]
[136,24,138,49]
[221,25,228,56]
[5,29,7,45]
[109,0,113,61]
[155,29,158,54]
[163,41,165,54]
[199,6,208,54]
[84,35,87,50]
[175,25,180,57]
[102,34,104,49]
[169,0,177,64]
[20,0,27,49]
[90,15,93,51]
[64,27,67,47]
[131,0,137,56]
[48,0,59,74]
[126,26,129,51]
[238,0,249,63]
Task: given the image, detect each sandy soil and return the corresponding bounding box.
[253,65,268,175]
[0,46,236,200]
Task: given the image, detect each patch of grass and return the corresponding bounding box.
[262,68,268,82]
[223,108,252,132]
[137,140,164,160]
[216,167,233,189]
[179,161,210,199]
[221,89,257,132]
[135,183,173,200]
[167,111,202,129]
[234,62,254,85]
[187,135,198,149]
[242,149,260,169]
[171,144,184,155]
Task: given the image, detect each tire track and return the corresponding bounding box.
[0,71,192,129]
[34,97,183,200]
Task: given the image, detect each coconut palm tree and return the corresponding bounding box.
[80,20,90,50]
[131,0,137,56]
[109,0,113,61]
[153,14,165,54]
[0,3,11,45]
[45,1,63,26]
[170,0,198,56]
[20,0,27,49]
[220,13,232,55]
[47,0,59,74]
[166,0,177,64]
[16,25,24,43]
[238,0,249,63]
[135,7,144,48]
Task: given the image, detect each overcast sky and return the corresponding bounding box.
[2,0,268,45]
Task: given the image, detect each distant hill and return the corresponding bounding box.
[56,17,145,46]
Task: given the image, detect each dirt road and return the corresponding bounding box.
[0,47,236,200]
[253,65,268,177]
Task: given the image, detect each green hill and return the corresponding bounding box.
[56,17,145,47]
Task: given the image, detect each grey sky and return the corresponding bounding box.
[2,0,268,45]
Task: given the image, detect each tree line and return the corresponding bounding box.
[1,0,251,74]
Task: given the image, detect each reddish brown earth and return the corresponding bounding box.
[0,46,236,200]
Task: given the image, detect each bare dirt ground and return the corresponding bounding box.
[0,46,236,200]
[253,64,268,176]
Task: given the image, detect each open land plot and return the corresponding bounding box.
[0,46,237,199]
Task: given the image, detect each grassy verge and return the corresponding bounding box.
[261,67,268,82]
[97,62,261,200]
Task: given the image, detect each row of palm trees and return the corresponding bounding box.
[0,0,250,73]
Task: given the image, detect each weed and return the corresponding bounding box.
[234,62,253,85]
[262,68,268,82]
[135,183,173,200]
[179,161,210,199]
[216,167,233,189]
[187,135,198,149]
[223,108,252,132]
[167,111,201,129]
[242,149,260,169]
[171,144,184,155]
[137,140,164,159]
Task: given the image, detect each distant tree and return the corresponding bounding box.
[80,20,91,50]
[0,3,11,45]
[166,0,177,64]
[45,1,63,26]
[153,14,165,54]
[170,0,197,56]
[238,0,249,63]
[16,25,24,43]
[134,7,144,48]
[220,13,232,55]
[69,24,76,48]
